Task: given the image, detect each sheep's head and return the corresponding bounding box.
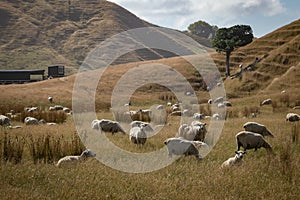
[81,149,96,158]
[235,151,246,159]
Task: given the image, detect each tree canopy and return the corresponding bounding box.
[212,25,253,77]
[188,20,218,39]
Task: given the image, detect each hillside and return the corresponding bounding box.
[0,0,212,75]
[211,19,300,96]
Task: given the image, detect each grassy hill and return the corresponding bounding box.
[211,19,300,96]
[0,0,212,75]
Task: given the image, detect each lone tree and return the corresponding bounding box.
[212,25,253,77]
[188,20,218,39]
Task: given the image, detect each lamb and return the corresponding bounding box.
[243,122,274,137]
[236,131,274,154]
[260,98,272,106]
[91,119,126,134]
[56,149,96,167]
[164,137,202,160]
[129,126,147,145]
[0,115,11,126]
[178,121,207,142]
[24,117,39,125]
[221,151,246,168]
[286,113,300,122]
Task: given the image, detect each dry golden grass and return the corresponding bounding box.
[0,108,300,199]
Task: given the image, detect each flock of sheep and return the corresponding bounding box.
[1,95,299,168]
[0,96,72,128]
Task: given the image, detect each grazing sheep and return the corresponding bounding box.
[137,109,152,122]
[178,121,207,142]
[156,105,165,110]
[193,113,205,120]
[63,107,71,113]
[130,121,154,132]
[293,106,300,110]
[212,113,220,120]
[223,101,232,107]
[91,119,126,134]
[0,115,11,126]
[221,151,246,168]
[236,131,273,154]
[213,97,224,104]
[164,137,202,159]
[243,122,274,137]
[24,117,39,125]
[56,149,96,167]
[167,102,172,106]
[48,96,53,103]
[217,103,225,108]
[169,111,182,116]
[286,113,300,122]
[25,107,39,113]
[208,99,213,104]
[260,98,272,106]
[8,125,22,129]
[129,126,147,145]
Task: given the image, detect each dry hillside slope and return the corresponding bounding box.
[0,0,212,75]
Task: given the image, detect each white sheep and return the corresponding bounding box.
[63,107,71,113]
[91,119,126,134]
[178,121,207,142]
[236,131,274,154]
[213,97,224,104]
[0,115,11,126]
[164,137,202,160]
[243,122,274,137]
[56,149,96,167]
[286,113,300,122]
[48,96,53,103]
[221,151,246,168]
[167,102,172,106]
[156,105,165,110]
[193,113,205,120]
[129,126,147,145]
[130,120,154,132]
[212,113,220,120]
[24,117,39,125]
[223,101,232,107]
[293,106,300,110]
[260,98,272,106]
[25,107,39,113]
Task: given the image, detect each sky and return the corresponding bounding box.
[108,0,299,37]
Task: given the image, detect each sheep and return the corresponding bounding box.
[223,101,232,107]
[24,117,39,125]
[178,121,207,142]
[129,126,147,145]
[164,137,202,160]
[137,109,152,122]
[286,113,300,122]
[193,113,205,120]
[217,103,225,108]
[167,102,172,106]
[243,122,274,137]
[236,131,274,154]
[63,107,71,113]
[213,97,224,104]
[260,98,272,106]
[221,151,246,168]
[130,120,154,132]
[169,111,182,116]
[48,96,53,103]
[212,113,220,120]
[25,107,39,113]
[293,106,300,110]
[56,149,96,167]
[156,105,165,110]
[0,115,11,126]
[91,119,126,134]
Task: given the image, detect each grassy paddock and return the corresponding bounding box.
[0,111,299,199]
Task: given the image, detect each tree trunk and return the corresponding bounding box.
[225,51,231,77]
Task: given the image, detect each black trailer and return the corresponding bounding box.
[0,69,45,84]
[48,65,64,78]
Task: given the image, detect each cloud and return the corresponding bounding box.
[110,0,286,30]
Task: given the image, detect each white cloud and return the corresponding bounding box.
[109,0,286,32]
